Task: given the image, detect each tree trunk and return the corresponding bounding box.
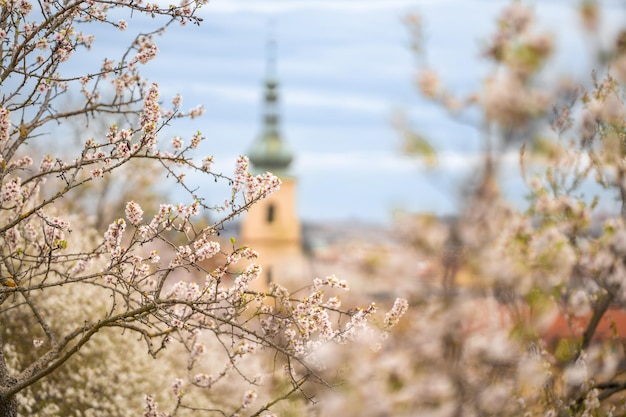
[0,392,17,417]
[0,329,17,417]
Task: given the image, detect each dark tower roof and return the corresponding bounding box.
[248,38,294,176]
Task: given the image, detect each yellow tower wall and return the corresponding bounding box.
[240,177,307,290]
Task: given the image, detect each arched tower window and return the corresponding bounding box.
[267,204,275,223]
[266,266,273,285]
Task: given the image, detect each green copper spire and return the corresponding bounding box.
[248,36,294,176]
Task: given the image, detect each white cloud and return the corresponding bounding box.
[193,84,393,114]
[203,0,450,14]
[197,84,258,103]
[286,89,390,114]
[297,151,414,173]
[294,150,514,174]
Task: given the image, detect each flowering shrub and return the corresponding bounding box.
[0,2,406,416]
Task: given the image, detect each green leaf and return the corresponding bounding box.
[403,131,437,167]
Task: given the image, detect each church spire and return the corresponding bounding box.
[248,28,294,176]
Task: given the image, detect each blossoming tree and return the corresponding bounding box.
[367,2,626,416]
[305,2,626,416]
[0,1,406,416]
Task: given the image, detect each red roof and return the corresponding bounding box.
[543,308,626,346]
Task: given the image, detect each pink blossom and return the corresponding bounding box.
[11,155,33,168]
[1,177,22,204]
[191,342,206,359]
[70,260,88,275]
[418,68,440,99]
[324,296,341,309]
[201,156,214,171]
[134,37,158,64]
[233,155,249,193]
[314,274,349,291]
[90,168,103,178]
[166,281,198,300]
[143,395,163,417]
[55,48,70,62]
[101,59,115,74]
[125,201,144,225]
[188,104,204,119]
[240,247,258,259]
[0,108,10,145]
[172,378,184,397]
[383,298,409,329]
[234,342,256,356]
[193,373,213,386]
[193,239,220,261]
[35,38,48,50]
[190,131,202,148]
[5,227,20,250]
[148,250,160,264]
[43,216,69,243]
[170,245,193,267]
[116,140,130,158]
[241,390,257,409]
[103,218,126,257]
[244,171,281,202]
[37,81,50,93]
[140,83,161,150]
[39,154,54,172]
[171,136,183,150]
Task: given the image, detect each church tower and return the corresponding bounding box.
[240,39,305,290]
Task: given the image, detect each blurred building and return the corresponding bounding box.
[239,41,308,291]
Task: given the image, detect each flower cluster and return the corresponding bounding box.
[230,264,261,297]
[143,395,166,417]
[201,156,214,171]
[171,378,184,398]
[38,155,54,173]
[483,71,550,129]
[269,279,406,363]
[193,238,220,261]
[103,218,126,258]
[1,177,22,205]
[125,201,144,225]
[138,201,199,240]
[383,298,409,329]
[0,107,10,147]
[231,155,281,204]
[169,237,220,267]
[171,136,183,150]
[42,215,70,247]
[140,83,161,150]
[244,171,282,202]
[233,155,249,193]
[133,35,158,65]
[312,274,349,291]
[188,104,205,119]
[241,390,257,409]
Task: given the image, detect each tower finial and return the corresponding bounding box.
[266,19,277,79]
[247,20,294,176]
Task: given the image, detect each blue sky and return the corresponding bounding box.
[99,0,625,224]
